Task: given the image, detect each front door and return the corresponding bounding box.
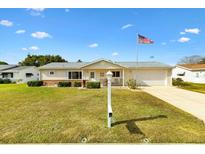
[99,72,107,86]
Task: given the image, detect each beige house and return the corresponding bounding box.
[39,59,173,86]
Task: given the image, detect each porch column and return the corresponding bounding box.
[81,70,84,87]
[122,69,125,87]
[39,71,41,80]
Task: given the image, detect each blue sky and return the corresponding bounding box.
[0,8,205,65]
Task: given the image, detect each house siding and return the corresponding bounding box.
[39,60,172,86]
[172,66,205,83]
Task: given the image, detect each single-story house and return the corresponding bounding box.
[1,66,39,83]
[39,59,173,86]
[0,65,17,78]
[172,64,205,83]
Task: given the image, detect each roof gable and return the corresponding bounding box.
[81,59,126,69]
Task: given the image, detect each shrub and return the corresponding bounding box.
[172,78,189,87]
[127,79,137,89]
[86,82,101,89]
[0,79,12,84]
[0,79,4,84]
[27,80,43,87]
[172,78,184,86]
[58,82,72,87]
[74,81,81,87]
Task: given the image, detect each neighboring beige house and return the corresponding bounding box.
[39,59,173,86]
[172,64,205,83]
[1,66,39,83]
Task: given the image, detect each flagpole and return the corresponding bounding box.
[136,33,139,67]
[135,34,139,84]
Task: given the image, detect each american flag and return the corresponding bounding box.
[138,34,154,44]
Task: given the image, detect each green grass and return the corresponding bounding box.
[0,84,205,143]
[180,82,205,94]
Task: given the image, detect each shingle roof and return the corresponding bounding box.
[39,62,90,69]
[116,61,172,68]
[177,64,205,70]
[0,65,17,71]
[2,66,36,72]
[39,60,172,69]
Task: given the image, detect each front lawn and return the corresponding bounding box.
[0,84,205,143]
[179,82,205,94]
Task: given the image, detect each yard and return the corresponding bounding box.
[0,84,205,143]
[180,82,205,94]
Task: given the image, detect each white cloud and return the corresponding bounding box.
[180,32,186,35]
[112,52,119,56]
[29,46,39,51]
[88,43,98,48]
[161,42,167,45]
[65,9,70,12]
[178,37,190,43]
[185,28,200,34]
[22,46,39,51]
[21,48,28,51]
[0,20,13,27]
[29,8,45,12]
[27,8,45,16]
[31,31,51,39]
[121,24,134,30]
[16,29,26,34]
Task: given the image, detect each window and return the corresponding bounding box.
[90,72,95,79]
[177,72,185,76]
[68,71,82,79]
[100,72,104,77]
[26,73,33,78]
[49,71,54,75]
[2,73,13,78]
[112,71,120,77]
[196,73,199,78]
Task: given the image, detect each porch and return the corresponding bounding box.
[82,69,125,86]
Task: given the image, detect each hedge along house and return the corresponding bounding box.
[39,59,173,87]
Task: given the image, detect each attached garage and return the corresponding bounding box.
[132,69,170,86]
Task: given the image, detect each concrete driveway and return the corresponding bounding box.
[142,86,205,123]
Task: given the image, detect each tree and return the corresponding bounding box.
[198,58,205,64]
[77,59,82,63]
[178,55,203,64]
[0,61,8,65]
[19,54,67,67]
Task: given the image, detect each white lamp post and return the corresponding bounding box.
[106,71,113,128]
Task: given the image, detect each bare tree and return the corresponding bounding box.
[178,55,203,64]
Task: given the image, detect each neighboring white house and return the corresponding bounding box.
[0,65,17,78]
[172,64,205,83]
[39,59,173,86]
[1,66,39,83]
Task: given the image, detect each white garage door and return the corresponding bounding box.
[133,69,167,86]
